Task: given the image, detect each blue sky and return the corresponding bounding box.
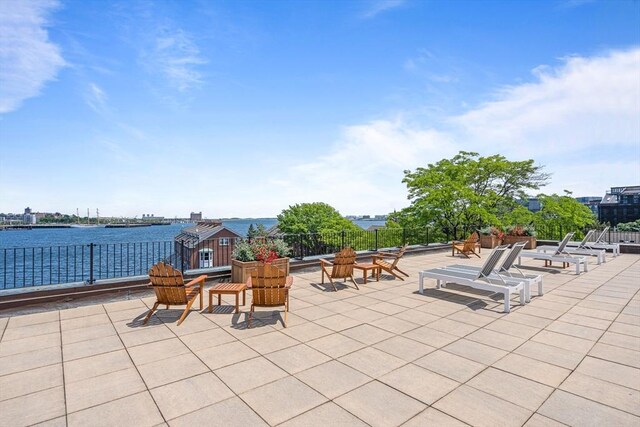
[1,0,639,219]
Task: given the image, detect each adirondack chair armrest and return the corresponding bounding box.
[185,275,207,288]
[374,252,398,259]
[285,276,293,288]
[319,258,333,267]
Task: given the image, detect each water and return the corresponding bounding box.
[0,218,385,249]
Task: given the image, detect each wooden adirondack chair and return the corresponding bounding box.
[319,247,358,291]
[372,244,409,280]
[247,263,293,328]
[144,262,206,326]
[452,232,481,258]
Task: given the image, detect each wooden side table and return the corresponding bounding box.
[208,283,247,313]
[353,263,381,284]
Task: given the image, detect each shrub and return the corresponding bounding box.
[231,238,291,262]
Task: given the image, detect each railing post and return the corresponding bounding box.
[180,240,185,273]
[298,234,303,260]
[341,230,345,248]
[88,243,95,284]
[426,227,429,246]
[375,229,378,251]
[402,228,406,245]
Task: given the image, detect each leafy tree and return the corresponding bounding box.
[532,192,597,239]
[277,202,359,235]
[398,151,549,239]
[247,223,269,239]
[617,219,640,231]
[277,202,361,254]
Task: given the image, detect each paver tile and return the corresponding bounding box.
[403,326,458,348]
[415,349,485,383]
[433,384,532,427]
[0,386,65,427]
[264,343,331,374]
[379,363,459,405]
[401,407,469,427]
[281,322,333,342]
[340,323,395,345]
[178,326,236,353]
[241,376,328,426]
[514,340,584,370]
[575,356,640,391]
[67,392,163,427]
[65,367,146,413]
[137,353,208,388]
[296,360,371,399]
[64,349,133,383]
[1,321,60,341]
[373,335,436,362]
[560,371,640,416]
[195,340,259,370]
[306,333,366,358]
[168,396,267,427]
[0,364,63,402]
[523,413,567,427]
[214,356,288,394]
[443,338,508,365]
[0,332,60,358]
[62,334,124,361]
[492,353,571,387]
[588,342,640,368]
[280,401,368,427]
[339,346,406,378]
[7,311,59,327]
[539,390,639,427]
[127,337,191,366]
[335,380,426,427]
[242,331,299,354]
[0,346,61,376]
[314,313,363,331]
[467,367,553,411]
[150,372,234,420]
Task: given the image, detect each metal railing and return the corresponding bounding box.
[0,227,439,290]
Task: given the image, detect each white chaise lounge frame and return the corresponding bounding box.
[518,232,588,275]
[418,246,526,313]
[444,241,543,302]
[537,230,606,265]
[566,227,620,257]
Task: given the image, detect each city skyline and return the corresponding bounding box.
[1,0,639,218]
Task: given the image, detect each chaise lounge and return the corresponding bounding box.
[419,245,526,313]
[537,230,606,265]
[517,232,588,274]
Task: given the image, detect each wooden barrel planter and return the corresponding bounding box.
[231,257,290,283]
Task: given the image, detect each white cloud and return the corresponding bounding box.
[142,27,207,92]
[361,0,405,19]
[85,82,107,113]
[0,0,65,113]
[261,47,640,216]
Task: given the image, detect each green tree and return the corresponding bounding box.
[398,151,549,239]
[533,192,597,239]
[277,202,360,234]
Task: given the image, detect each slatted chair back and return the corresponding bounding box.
[577,230,595,248]
[463,232,480,251]
[478,245,509,279]
[498,241,527,272]
[595,227,609,244]
[250,263,289,306]
[555,232,575,255]
[148,262,188,305]
[331,247,357,279]
[389,245,408,268]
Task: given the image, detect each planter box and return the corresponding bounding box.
[503,235,537,249]
[480,235,502,249]
[231,257,290,283]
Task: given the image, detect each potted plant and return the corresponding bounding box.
[503,225,537,249]
[231,238,291,283]
[479,226,504,249]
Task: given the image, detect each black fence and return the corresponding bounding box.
[0,227,440,290]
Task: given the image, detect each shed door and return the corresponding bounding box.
[199,248,213,268]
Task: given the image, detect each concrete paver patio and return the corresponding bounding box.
[0,249,639,426]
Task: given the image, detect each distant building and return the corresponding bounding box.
[524,198,541,213]
[599,186,640,226]
[190,212,202,221]
[174,221,241,269]
[374,215,387,221]
[575,196,601,218]
[141,214,165,221]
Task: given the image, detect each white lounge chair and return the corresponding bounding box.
[418,246,526,313]
[444,241,543,302]
[537,230,606,265]
[567,227,620,256]
[518,232,588,275]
